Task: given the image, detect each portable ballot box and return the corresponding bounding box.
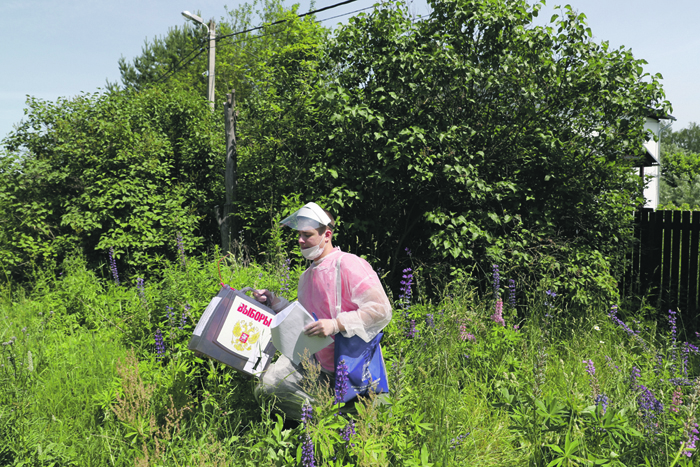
[188,286,277,377]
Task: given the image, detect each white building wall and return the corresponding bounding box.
[642,118,661,209]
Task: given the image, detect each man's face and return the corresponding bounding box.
[297,227,326,250]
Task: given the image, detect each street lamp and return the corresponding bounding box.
[182,10,215,110]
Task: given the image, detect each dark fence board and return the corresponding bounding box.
[626,209,700,320]
[689,213,700,315]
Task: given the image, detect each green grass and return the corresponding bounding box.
[1,253,698,466]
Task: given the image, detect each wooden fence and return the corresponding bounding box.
[621,209,700,317]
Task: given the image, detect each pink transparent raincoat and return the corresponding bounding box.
[272,247,392,372]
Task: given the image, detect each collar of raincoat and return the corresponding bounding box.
[308,246,342,269]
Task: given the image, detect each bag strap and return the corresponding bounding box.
[335,253,344,314]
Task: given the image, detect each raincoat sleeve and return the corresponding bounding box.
[334,254,392,342]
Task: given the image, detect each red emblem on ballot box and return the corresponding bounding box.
[239,333,249,343]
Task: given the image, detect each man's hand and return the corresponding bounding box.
[252,289,276,306]
[304,319,337,338]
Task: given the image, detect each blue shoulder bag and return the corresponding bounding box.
[333,255,390,403]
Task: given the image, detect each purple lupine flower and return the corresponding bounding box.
[683,422,699,457]
[669,310,679,374]
[280,258,292,296]
[406,319,417,339]
[176,232,186,266]
[450,432,470,450]
[334,359,349,405]
[545,289,556,308]
[301,401,313,424]
[605,355,620,373]
[179,312,188,330]
[595,394,609,415]
[109,247,120,285]
[671,387,683,413]
[492,264,500,300]
[638,385,664,434]
[166,306,174,327]
[426,314,434,329]
[136,278,147,307]
[340,419,356,447]
[654,353,664,376]
[491,299,505,326]
[399,268,413,309]
[508,279,516,308]
[609,305,650,351]
[630,366,641,389]
[584,359,600,399]
[300,401,315,467]
[155,329,165,359]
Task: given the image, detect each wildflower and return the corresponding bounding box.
[609,305,649,351]
[669,310,679,374]
[176,232,186,266]
[340,419,356,446]
[492,264,500,300]
[682,422,699,457]
[405,247,412,257]
[583,359,599,399]
[154,329,165,359]
[637,385,664,435]
[21,327,27,333]
[166,306,174,327]
[399,268,413,309]
[629,366,641,389]
[513,324,520,331]
[545,289,556,308]
[426,313,434,329]
[109,247,120,285]
[671,387,683,413]
[507,279,516,308]
[406,319,417,339]
[450,432,470,450]
[491,299,505,326]
[300,401,315,467]
[280,258,292,295]
[179,312,188,330]
[593,325,600,331]
[136,278,147,307]
[595,393,609,415]
[334,359,349,405]
[583,359,595,376]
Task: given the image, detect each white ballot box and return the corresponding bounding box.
[188,286,276,377]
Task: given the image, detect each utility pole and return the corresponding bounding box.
[181,11,215,110]
[207,20,216,110]
[217,89,237,252]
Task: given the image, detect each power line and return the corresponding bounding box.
[216,0,360,41]
[150,1,388,85]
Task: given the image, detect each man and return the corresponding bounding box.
[253,202,392,419]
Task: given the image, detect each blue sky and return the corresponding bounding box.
[1,0,697,141]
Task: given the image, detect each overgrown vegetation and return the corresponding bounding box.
[2,1,694,464]
[1,252,699,466]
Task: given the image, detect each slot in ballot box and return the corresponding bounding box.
[188,286,277,377]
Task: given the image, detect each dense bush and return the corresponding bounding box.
[0,86,224,278]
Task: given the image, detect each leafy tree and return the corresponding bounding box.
[659,123,700,206]
[256,0,670,305]
[661,121,700,153]
[115,0,329,108]
[0,86,224,279]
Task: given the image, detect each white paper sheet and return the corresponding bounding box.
[270,301,333,365]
